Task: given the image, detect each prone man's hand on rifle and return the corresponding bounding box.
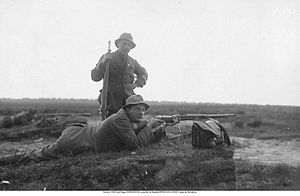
[147,118,164,129]
[148,115,180,128]
[164,115,180,126]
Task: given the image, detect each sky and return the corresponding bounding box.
[0,0,299,106]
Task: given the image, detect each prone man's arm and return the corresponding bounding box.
[113,117,154,150]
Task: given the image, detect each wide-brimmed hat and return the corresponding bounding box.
[115,33,136,49]
[122,95,150,110]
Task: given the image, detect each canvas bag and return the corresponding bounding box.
[192,119,231,149]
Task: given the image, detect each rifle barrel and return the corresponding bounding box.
[155,113,236,123]
[179,114,236,120]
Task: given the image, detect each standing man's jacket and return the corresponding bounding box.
[91,50,148,111]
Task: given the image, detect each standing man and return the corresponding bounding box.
[91,33,148,118]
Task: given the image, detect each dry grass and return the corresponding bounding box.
[235,160,300,190]
[1,98,300,190]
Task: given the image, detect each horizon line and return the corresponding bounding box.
[0,97,299,107]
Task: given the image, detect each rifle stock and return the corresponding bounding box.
[100,40,111,120]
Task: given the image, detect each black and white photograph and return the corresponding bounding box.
[0,0,299,192]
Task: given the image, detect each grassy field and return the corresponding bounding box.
[1,98,299,139]
[0,98,300,190]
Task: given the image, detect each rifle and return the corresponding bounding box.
[100,40,112,120]
[153,113,236,140]
[155,113,236,124]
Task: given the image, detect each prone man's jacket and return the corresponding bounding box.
[58,109,155,154]
[91,50,148,110]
